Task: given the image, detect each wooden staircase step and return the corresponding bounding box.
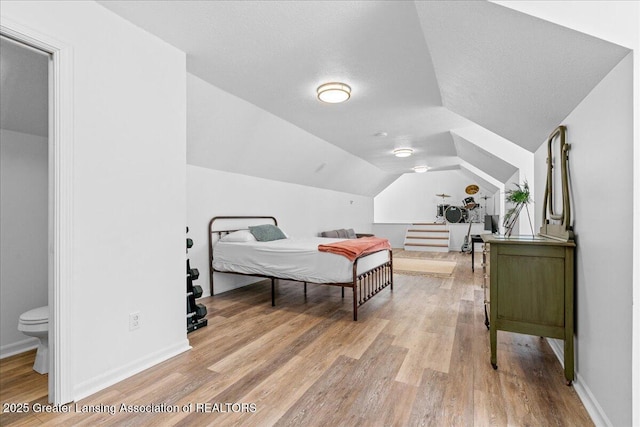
[404,220,450,252]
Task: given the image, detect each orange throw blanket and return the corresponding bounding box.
[318,237,391,261]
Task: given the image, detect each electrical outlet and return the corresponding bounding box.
[129,311,141,331]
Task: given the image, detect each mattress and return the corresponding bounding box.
[213,237,390,284]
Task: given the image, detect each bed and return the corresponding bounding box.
[208,216,393,321]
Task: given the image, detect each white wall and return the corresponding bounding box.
[447,223,487,250]
[0,130,48,357]
[494,4,639,423]
[374,169,499,223]
[534,53,633,427]
[371,223,408,248]
[1,1,189,400]
[186,71,380,295]
[187,165,374,295]
[495,2,639,425]
[187,73,398,197]
[451,125,534,236]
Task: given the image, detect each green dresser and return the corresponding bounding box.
[481,235,576,385]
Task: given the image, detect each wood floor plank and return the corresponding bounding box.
[0,252,594,426]
[440,277,454,290]
[208,354,340,427]
[276,333,404,427]
[440,310,474,426]
[367,380,418,427]
[346,343,409,421]
[338,317,389,360]
[1,413,43,426]
[472,308,508,426]
[273,355,359,427]
[295,314,380,361]
[0,351,37,373]
[407,368,448,426]
[209,309,345,404]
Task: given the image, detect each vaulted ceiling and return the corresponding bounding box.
[415,1,628,152]
[95,1,629,194]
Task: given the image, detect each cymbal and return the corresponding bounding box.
[435,193,451,198]
[465,184,479,195]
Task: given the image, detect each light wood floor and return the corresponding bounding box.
[1,251,592,426]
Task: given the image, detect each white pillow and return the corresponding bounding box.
[220,230,257,242]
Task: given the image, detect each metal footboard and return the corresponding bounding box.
[208,216,393,321]
[352,250,393,321]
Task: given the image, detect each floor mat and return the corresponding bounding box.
[393,257,456,276]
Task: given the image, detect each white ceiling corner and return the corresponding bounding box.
[459,163,501,196]
[99,0,445,176]
[96,0,630,193]
[451,132,517,183]
[414,0,630,153]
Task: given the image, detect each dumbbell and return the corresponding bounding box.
[186,285,203,299]
[194,303,207,319]
[188,268,199,281]
[192,285,203,298]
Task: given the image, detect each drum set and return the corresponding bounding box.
[436,185,486,224]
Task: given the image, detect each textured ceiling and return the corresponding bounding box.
[452,133,517,183]
[94,1,628,188]
[98,0,450,175]
[0,37,49,137]
[6,0,629,195]
[425,164,500,196]
[459,167,500,196]
[415,1,629,152]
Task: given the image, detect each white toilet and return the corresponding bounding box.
[18,306,49,374]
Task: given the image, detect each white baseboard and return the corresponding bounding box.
[547,338,612,427]
[0,338,39,359]
[73,339,191,401]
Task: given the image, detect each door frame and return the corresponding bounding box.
[0,17,74,404]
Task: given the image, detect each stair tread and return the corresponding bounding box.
[404,222,450,251]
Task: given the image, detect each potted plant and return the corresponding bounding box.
[503,181,534,236]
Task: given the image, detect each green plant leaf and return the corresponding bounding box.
[505,181,531,204]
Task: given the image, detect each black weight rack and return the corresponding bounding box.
[186,227,207,333]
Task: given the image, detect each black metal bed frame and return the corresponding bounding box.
[208,216,393,321]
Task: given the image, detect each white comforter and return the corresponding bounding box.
[213,237,389,283]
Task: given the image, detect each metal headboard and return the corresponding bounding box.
[208,216,278,295]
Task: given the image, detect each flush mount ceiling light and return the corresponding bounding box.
[413,166,429,173]
[317,82,351,103]
[393,148,414,158]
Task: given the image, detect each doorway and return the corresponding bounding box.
[0,19,74,404]
[0,34,51,401]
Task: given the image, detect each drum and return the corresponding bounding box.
[460,207,469,222]
[445,206,464,223]
[437,204,450,217]
[463,197,477,210]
